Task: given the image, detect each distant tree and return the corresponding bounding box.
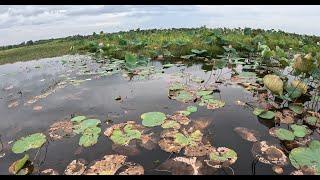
[26,40,33,45]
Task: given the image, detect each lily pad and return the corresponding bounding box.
[289,104,304,114]
[79,134,99,147]
[12,133,47,154]
[258,111,275,120]
[234,127,261,142]
[161,120,181,129]
[290,124,309,138]
[169,83,185,91]
[105,122,142,146]
[252,141,288,166]
[84,155,127,175]
[64,159,87,175]
[8,154,29,175]
[141,112,166,127]
[275,128,295,141]
[186,106,198,113]
[206,147,238,168]
[158,157,202,175]
[206,100,225,110]
[48,121,73,140]
[175,90,195,103]
[289,140,320,174]
[71,116,87,123]
[73,119,101,134]
[305,116,320,127]
[118,163,144,175]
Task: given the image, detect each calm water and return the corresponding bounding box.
[0,55,296,175]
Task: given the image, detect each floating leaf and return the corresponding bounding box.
[118,163,144,175]
[84,155,127,175]
[158,157,201,175]
[105,122,142,146]
[186,106,198,113]
[196,90,213,97]
[79,134,99,147]
[9,154,29,175]
[207,147,237,168]
[71,116,87,123]
[64,159,87,175]
[305,116,320,127]
[263,74,284,95]
[289,104,304,114]
[169,82,185,91]
[290,124,309,138]
[252,141,288,166]
[48,121,73,140]
[253,108,265,116]
[258,111,275,120]
[161,120,181,129]
[289,140,320,175]
[174,90,195,103]
[12,133,46,154]
[206,100,225,110]
[141,112,166,127]
[234,127,261,142]
[275,128,295,141]
[73,119,101,134]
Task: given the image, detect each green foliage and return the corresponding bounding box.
[12,133,47,154]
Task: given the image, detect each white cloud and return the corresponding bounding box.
[0,5,320,46]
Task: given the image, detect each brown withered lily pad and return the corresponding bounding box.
[118,163,144,175]
[138,133,159,150]
[158,157,202,175]
[184,143,214,157]
[84,155,127,175]
[170,112,191,125]
[48,120,74,140]
[41,169,59,175]
[64,159,87,175]
[158,129,184,153]
[251,141,288,166]
[275,110,295,124]
[234,127,261,142]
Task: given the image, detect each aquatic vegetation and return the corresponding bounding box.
[253,108,275,120]
[8,154,30,175]
[84,154,127,175]
[263,74,284,95]
[234,127,261,142]
[64,159,87,175]
[71,116,101,147]
[289,140,320,175]
[105,123,142,145]
[48,120,73,140]
[206,147,238,168]
[12,133,46,154]
[141,112,166,127]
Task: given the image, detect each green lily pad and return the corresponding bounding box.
[208,147,238,168]
[175,90,195,103]
[141,112,166,127]
[163,64,174,68]
[253,108,265,116]
[161,120,181,129]
[9,154,29,174]
[305,116,319,127]
[289,140,320,174]
[190,76,204,83]
[79,134,99,147]
[289,104,304,114]
[71,116,87,123]
[196,90,213,97]
[179,110,191,116]
[169,83,185,91]
[186,106,198,113]
[258,111,275,120]
[73,119,101,134]
[206,100,225,110]
[83,126,101,135]
[275,128,295,141]
[174,130,202,147]
[290,124,309,138]
[12,133,47,154]
[109,124,141,145]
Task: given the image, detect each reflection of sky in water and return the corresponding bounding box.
[1,5,320,46]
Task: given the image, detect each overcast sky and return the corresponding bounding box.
[1,5,320,46]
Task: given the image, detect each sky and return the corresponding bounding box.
[1,5,320,46]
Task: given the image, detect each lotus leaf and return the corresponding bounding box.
[79,134,99,147]
[206,100,225,110]
[64,159,86,175]
[252,141,288,166]
[118,163,144,175]
[305,116,320,127]
[186,106,198,113]
[8,154,29,174]
[196,90,213,97]
[290,124,309,138]
[289,140,320,174]
[12,133,47,154]
[84,155,127,175]
[161,120,181,129]
[234,127,261,142]
[73,119,101,134]
[293,54,315,74]
[263,74,284,95]
[253,108,265,116]
[169,83,185,91]
[109,124,141,145]
[141,112,166,127]
[71,116,86,123]
[207,147,237,168]
[258,111,275,120]
[275,128,295,141]
[175,90,195,103]
[289,104,304,114]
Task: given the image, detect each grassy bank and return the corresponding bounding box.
[1,27,320,65]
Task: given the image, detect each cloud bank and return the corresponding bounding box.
[0,5,320,46]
